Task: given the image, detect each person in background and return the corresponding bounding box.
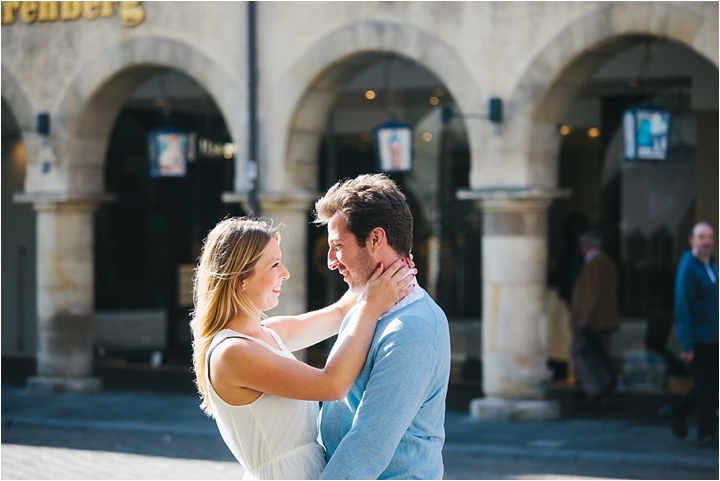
[570,229,619,408]
[660,222,718,448]
[313,174,451,479]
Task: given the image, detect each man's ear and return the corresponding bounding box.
[367,227,386,253]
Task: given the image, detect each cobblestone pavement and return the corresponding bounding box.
[2,424,717,480]
[441,450,717,480]
[1,424,243,480]
[2,384,717,480]
[2,444,244,480]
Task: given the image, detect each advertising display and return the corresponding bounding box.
[148,127,189,177]
[623,104,672,161]
[374,120,413,173]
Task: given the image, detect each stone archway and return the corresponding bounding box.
[516,6,718,397]
[2,84,37,360]
[1,66,34,139]
[2,65,38,191]
[27,36,248,196]
[268,20,483,194]
[17,37,245,390]
[506,2,718,187]
[466,3,717,419]
[257,21,483,321]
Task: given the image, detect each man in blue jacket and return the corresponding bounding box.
[664,222,718,447]
[313,174,451,479]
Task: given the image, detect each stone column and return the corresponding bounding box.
[15,193,111,392]
[259,192,319,316]
[458,188,567,421]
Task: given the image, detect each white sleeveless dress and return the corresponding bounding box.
[206,328,327,480]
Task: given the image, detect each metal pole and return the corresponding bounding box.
[324,109,338,306]
[247,1,260,215]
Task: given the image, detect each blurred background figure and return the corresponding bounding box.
[660,222,718,448]
[570,230,619,407]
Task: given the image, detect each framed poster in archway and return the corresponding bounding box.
[623,103,672,162]
[148,127,189,177]
[374,120,413,173]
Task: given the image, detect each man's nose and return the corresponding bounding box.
[327,250,339,270]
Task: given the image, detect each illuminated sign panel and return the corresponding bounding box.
[623,104,671,161]
[374,120,413,173]
[148,128,189,178]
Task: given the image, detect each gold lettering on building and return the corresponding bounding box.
[198,139,237,160]
[60,1,82,20]
[118,1,142,27]
[37,1,58,21]
[1,1,144,26]
[19,1,38,23]
[100,1,114,18]
[83,1,102,20]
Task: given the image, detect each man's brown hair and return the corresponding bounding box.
[313,173,413,256]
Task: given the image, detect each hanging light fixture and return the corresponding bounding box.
[622,39,672,162]
[147,73,189,177]
[372,56,413,173]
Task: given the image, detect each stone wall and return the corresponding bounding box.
[2,1,716,395]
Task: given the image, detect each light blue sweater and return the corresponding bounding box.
[319,287,451,480]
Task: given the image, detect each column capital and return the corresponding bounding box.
[457,186,570,212]
[222,190,321,213]
[13,191,116,211]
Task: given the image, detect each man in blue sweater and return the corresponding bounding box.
[664,222,718,447]
[313,174,451,479]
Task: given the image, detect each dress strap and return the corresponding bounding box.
[206,332,270,383]
[215,329,283,353]
[206,330,292,383]
[263,326,292,353]
[206,335,242,385]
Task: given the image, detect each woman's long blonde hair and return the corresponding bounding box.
[190,217,280,416]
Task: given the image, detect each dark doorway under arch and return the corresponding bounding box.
[304,54,481,325]
[1,99,36,360]
[95,70,243,362]
[547,38,718,380]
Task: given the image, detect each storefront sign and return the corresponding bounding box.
[198,138,236,160]
[2,1,145,27]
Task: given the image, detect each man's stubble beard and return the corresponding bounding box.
[349,246,377,294]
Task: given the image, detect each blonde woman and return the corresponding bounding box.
[190,217,415,479]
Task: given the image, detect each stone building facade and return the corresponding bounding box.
[2,2,717,418]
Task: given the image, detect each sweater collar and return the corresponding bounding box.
[358,282,426,320]
[380,284,426,319]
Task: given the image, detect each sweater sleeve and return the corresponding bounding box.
[319,339,437,479]
[674,260,694,352]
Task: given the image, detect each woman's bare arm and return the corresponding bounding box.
[265,256,415,352]
[211,259,415,403]
[263,288,358,352]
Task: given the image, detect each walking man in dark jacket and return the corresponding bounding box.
[570,230,619,407]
